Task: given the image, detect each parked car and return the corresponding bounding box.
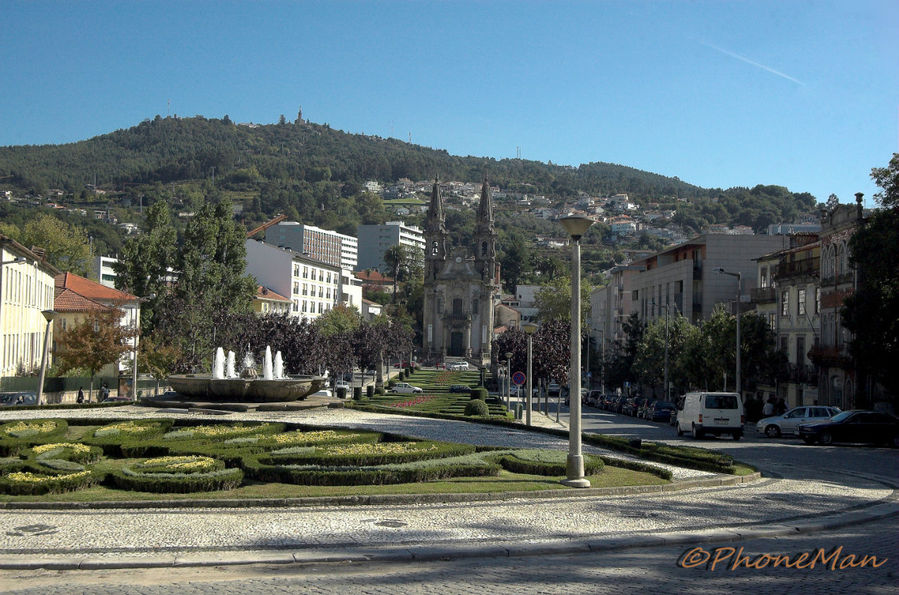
[637,399,655,419]
[608,395,626,413]
[798,410,899,447]
[646,401,677,423]
[621,397,641,417]
[447,361,470,371]
[547,382,561,396]
[587,390,603,407]
[392,382,423,394]
[756,405,841,437]
[0,391,38,406]
[676,391,744,440]
[448,384,471,393]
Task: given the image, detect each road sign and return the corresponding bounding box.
[512,371,526,386]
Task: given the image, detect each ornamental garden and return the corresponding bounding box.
[0,416,676,501]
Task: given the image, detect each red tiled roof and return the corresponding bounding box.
[355,270,394,283]
[55,272,137,302]
[255,285,290,302]
[53,288,112,312]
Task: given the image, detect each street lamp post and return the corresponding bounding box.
[664,304,670,402]
[505,351,512,410]
[598,329,605,395]
[559,214,594,488]
[523,322,537,426]
[36,310,56,405]
[716,268,742,396]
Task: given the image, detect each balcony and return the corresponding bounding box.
[785,364,818,386]
[751,287,777,303]
[808,345,851,369]
[774,259,819,281]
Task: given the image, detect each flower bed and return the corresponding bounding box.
[109,455,243,493]
[0,419,68,456]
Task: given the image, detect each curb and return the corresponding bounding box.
[0,472,762,510]
[2,498,896,571]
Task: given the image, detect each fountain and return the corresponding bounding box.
[167,346,325,402]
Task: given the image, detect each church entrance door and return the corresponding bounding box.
[449,332,464,356]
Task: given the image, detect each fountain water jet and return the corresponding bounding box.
[167,345,324,402]
[226,351,236,379]
[213,348,225,380]
[263,346,273,380]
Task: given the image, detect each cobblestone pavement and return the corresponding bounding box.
[3,514,896,594]
[0,405,896,586]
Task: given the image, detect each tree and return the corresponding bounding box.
[314,304,361,337]
[54,307,135,400]
[499,232,532,292]
[843,153,899,403]
[606,313,644,390]
[154,197,256,369]
[533,275,592,325]
[135,331,183,396]
[113,200,177,332]
[5,214,92,276]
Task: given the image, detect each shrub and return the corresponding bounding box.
[469,387,488,400]
[260,440,476,467]
[353,386,363,400]
[464,399,490,417]
[492,450,604,476]
[0,468,98,495]
[109,455,243,493]
[0,419,68,456]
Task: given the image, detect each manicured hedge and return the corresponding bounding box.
[0,419,68,456]
[259,440,476,467]
[493,450,604,476]
[464,399,490,417]
[83,420,174,456]
[108,455,243,493]
[242,454,500,486]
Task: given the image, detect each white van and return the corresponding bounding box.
[675,392,744,440]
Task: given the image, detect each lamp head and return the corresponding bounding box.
[559,215,594,240]
[41,309,57,323]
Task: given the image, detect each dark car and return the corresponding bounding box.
[448,384,471,393]
[798,410,899,447]
[647,401,677,423]
[0,391,38,406]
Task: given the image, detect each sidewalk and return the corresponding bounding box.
[1,406,896,571]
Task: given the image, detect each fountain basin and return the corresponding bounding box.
[167,374,325,402]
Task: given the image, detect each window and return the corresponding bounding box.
[798,288,806,316]
[760,267,769,288]
[815,287,820,314]
[796,336,806,364]
[781,290,790,316]
[303,266,308,279]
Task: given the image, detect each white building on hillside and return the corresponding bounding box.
[265,221,358,271]
[356,221,425,273]
[246,240,351,322]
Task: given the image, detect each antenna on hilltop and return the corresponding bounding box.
[167,99,171,117]
[516,146,521,159]
[408,132,412,144]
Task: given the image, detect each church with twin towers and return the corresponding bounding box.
[422,178,500,363]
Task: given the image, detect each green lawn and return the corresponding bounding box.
[374,369,508,417]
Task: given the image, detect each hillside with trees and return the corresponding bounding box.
[0,114,817,236]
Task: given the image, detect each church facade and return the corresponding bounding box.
[422,179,499,363]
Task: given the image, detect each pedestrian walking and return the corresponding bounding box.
[77,387,84,404]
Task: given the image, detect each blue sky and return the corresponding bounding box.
[2,1,897,206]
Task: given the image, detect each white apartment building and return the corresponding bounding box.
[1,235,59,377]
[94,255,119,288]
[245,240,346,322]
[356,221,425,273]
[265,221,359,271]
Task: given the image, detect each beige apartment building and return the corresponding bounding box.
[0,235,59,378]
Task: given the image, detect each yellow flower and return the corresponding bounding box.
[4,421,55,436]
[32,443,91,455]
[322,442,436,456]
[6,470,90,483]
[139,456,217,473]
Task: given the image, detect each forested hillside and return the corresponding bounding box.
[0,114,817,235]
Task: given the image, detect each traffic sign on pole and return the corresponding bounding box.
[512,371,526,386]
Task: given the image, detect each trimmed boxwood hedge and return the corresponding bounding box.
[464,399,490,416]
[242,455,500,486]
[259,440,476,467]
[83,420,175,456]
[495,451,605,476]
[0,419,68,456]
[108,456,243,493]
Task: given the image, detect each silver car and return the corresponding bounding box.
[757,405,841,438]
